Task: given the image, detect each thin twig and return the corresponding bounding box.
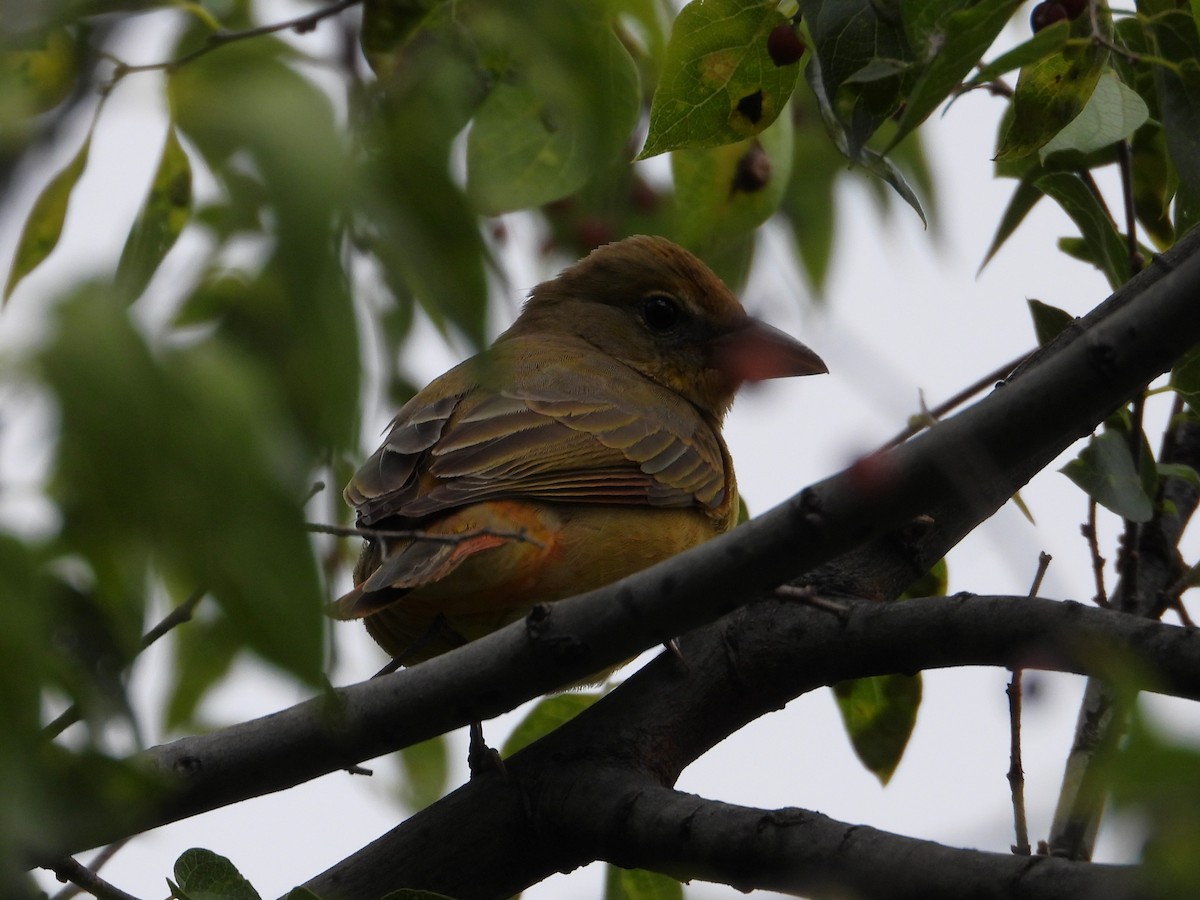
[883,351,1032,449]
[1007,552,1050,856]
[43,590,206,739]
[45,856,144,900]
[307,522,546,549]
[50,838,132,900]
[1116,142,1143,273]
[1114,391,1148,594]
[1082,499,1109,607]
[102,0,362,90]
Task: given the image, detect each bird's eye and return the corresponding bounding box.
[640,293,682,332]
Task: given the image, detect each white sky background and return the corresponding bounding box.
[5,3,1198,898]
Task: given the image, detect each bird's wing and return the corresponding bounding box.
[346,339,729,525]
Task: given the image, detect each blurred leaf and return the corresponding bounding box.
[640,0,798,158]
[963,20,1070,89]
[1027,298,1074,346]
[1035,172,1130,288]
[889,0,1022,150]
[42,289,327,684]
[467,1,641,214]
[832,672,922,785]
[171,848,261,900]
[604,865,684,900]
[502,692,603,757]
[900,558,948,600]
[360,0,443,73]
[1130,124,1176,250]
[4,129,91,300]
[1149,11,1200,199]
[1158,462,1200,490]
[672,103,793,255]
[1039,72,1148,163]
[164,610,240,732]
[779,84,843,291]
[0,26,79,116]
[996,20,1108,161]
[115,125,193,303]
[396,735,449,812]
[1109,713,1200,897]
[1061,429,1154,522]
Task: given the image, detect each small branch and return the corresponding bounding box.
[1116,142,1143,272]
[1082,499,1109,607]
[44,856,144,900]
[50,839,131,900]
[101,0,362,90]
[43,590,205,739]
[883,350,1032,449]
[306,521,546,549]
[1007,552,1050,856]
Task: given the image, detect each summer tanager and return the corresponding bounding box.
[336,235,826,666]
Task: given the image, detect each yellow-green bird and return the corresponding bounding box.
[336,235,826,666]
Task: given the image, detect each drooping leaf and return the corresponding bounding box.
[4,130,91,301]
[1171,344,1200,415]
[1039,72,1148,163]
[164,608,240,732]
[171,848,262,900]
[115,125,193,303]
[640,0,798,158]
[502,692,604,758]
[604,864,685,900]
[979,178,1043,271]
[1149,10,1200,199]
[962,19,1071,89]
[1027,298,1075,346]
[1061,429,1154,522]
[832,672,922,785]
[1035,172,1131,288]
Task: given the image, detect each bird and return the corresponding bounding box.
[335,234,827,673]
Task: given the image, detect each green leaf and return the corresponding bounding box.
[1027,298,1075,346]
[164,609,240,731]
[1171,344,1200,415]
[172,848,262,900]
[396,735,449,812]
[1130,124,1176,250]
[639,0,798,158]
[502,692,603,757]
[779,85,843,291]
[1061,429,1154,522]
[4,130,91,300]
[979,179,1042,270]
[671,101,793,255]
[1149,11,1200,199]
[1034,172,1131,288]
[799,0,911,156]
[963,19,1071,89]
[1158,462,1200,490]
[467,1,641,214]
[996,22,1108,161]
[0,26,79,116]
[889,0,1023,150]
[832,672,922,785]
[604,865,684,900]
[899,558,947,600]
[1039,72,1148,163]
[115,126,193,303]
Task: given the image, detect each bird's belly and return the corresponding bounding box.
[364,500,719,663]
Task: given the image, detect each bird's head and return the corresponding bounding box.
[509,235,827,419]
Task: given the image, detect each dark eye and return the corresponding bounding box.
[641,293,682,332]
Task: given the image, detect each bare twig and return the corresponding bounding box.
[883,351,1032,449]
[50,839,131,900]
[45,856,144,900]
[1007,552,1050,856]
[101,0,362,91]
[1082,499,1109,607]
[43,590,206,739]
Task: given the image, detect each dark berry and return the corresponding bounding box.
[1030,1,1068,32]
[767,24,805,67]
[1059,0,1088,18]
[732,143,771,194]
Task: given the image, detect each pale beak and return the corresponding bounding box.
[711,317,828,383]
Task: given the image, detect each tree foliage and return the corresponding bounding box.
[2,0,1200,898]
